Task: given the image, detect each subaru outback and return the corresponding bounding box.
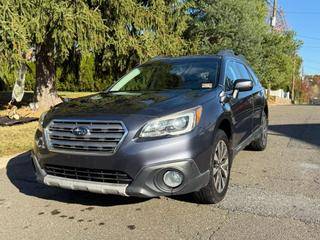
[32,50,268,203]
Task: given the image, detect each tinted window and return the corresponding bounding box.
[225,61,241,91]
[110,60,220,91]
[235,62,251,80]
[247,66,260,85]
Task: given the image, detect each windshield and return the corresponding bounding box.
[109,59,220,92]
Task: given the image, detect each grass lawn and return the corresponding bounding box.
[0,121,38,157]
[0,91,95,157]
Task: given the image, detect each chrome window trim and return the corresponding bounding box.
[44,119,128,156]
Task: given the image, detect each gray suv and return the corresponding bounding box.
[32,50,268,203]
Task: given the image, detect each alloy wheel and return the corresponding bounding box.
[212,140,229,193]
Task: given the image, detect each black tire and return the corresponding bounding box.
[194,129,232,204]
[249,111,268,151]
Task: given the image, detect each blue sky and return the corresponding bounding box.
[278,0,320,74]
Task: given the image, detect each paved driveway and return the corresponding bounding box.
[0,105,319,240]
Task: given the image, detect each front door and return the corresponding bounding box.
[224,60,254,146]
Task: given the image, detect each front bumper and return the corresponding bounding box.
[32,152,129,196]
[32,118,213,197]
[32,152,209,198]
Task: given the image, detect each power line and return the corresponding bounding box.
[297,59,320,72]
[302,46,320,49]
[297,35,320,41]
[284,11,320,15]
[303,65,320,72]
[304,57,320,62]
[303,61,320,67]
[302,58,320,65]
[304,62,320,67]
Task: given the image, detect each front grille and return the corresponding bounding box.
[45,120,127,155]
[44,164,132,184]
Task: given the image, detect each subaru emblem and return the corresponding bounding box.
[72,126,90,136]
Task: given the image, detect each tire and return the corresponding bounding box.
[194,129,232,204]
[249,111,268,151]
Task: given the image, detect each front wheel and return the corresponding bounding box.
[194,130,231,204]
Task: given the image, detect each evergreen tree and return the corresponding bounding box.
[188,0,301,90]
[0,0,303,104]
[0,0,105,109]
[94,0,192,81]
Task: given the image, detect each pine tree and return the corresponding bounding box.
[0,0,105,109]
[94,0,192,81]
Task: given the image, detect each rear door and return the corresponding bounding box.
[246,66,265,132]
[224,60,254,146]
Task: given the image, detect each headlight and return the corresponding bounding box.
[38,111,48,130]
[139,106,202,138]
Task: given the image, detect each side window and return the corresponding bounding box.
[225,61,239,91]
[235,62,251,80]
[246,66,260,85]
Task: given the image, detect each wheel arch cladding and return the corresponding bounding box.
[217,118,232,141]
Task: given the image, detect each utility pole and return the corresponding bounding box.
[291,57,296,103]
[267,0,278,99]
[299,63,304,103]
[271,0,278,28]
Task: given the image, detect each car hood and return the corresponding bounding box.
[46,90,213,120]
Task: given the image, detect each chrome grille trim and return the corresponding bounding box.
[44,119,128,155]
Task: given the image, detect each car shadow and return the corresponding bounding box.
[6,152,149,207]
[268,123,320,147]
[169,194,200,204]
[9,124,318,206]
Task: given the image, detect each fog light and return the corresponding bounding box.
[36,136,45,149]
[163,170,183,188]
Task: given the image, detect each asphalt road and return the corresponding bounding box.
[0,105,319,240]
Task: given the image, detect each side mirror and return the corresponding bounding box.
[232,79,253,98]
[234,79,253,92]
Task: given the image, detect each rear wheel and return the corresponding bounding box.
[194,130,231,204]
[249,111,268,151]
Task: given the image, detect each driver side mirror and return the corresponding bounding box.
[234,79,253,92]
[232,79,253,98]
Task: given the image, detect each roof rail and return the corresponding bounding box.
[217,49,248,62]
[217,49,235,56]
[236,54,247,62]
[149,55,169,61]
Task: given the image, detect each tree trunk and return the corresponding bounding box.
[35,39,62,110]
